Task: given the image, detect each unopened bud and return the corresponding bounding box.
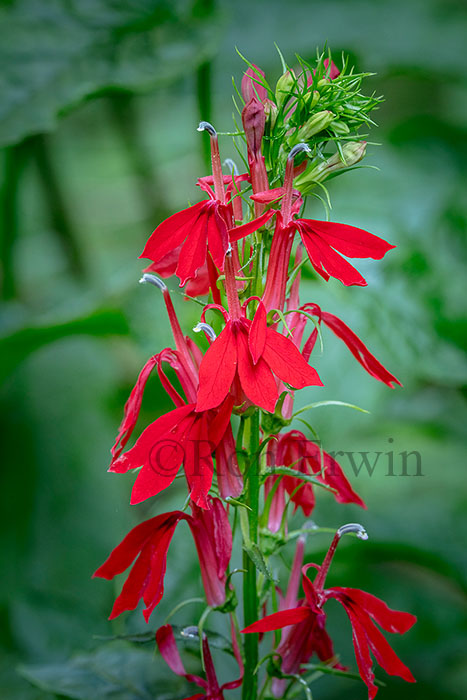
[331,120,350,136]
[242,97,265,157]
[295,141,367,189]
[289,110,334,145]
[303,90,320,110]
[275,69,296,108]
[263,98,278,128]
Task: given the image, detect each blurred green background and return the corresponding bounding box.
[1,0,466,698]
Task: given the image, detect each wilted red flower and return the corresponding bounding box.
[156,620,243,699]
[196,297,322,414]
[242,525,416,699]
[265,430,366,532]
[94,497,232,620]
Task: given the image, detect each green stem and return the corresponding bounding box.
[193,0,214,172]
[0,143,28,299]
[242,410,260,700]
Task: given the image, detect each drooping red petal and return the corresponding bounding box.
[304,444,366,509]
[248,300,267,364]
[176,207,212,287]
[345,607,378,699]
[250,187,285,204]
[329,588,416,634]
[297,223,368,286]
[140,201,207,264]
[183,412,214,509]
[242,606,311,634]
[156,624,206,689]
[109,404,193,474]
[215,423,243,499]
[228,209,275,242]
[305,219,395,260]
[318,308,401,387]
[236,327,278,413]
[196,323,238,411]
[263,328,323,389]
[93,515,168,579]
[110,355,158,461]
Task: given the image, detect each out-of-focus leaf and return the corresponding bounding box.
[0,0,224,147]
[0,308,129,384]
[18,642,175,700]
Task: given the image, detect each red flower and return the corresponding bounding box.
[94,497,233,620]
[254,144,395,290]
[110,398,233,508]
[196,299,322,414]
[156,621,243,700]
[265,430,366,532]
[242,525,416,699]
[302,303,402,387]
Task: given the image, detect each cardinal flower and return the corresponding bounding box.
[140,122,268,286]
[110,275,242,506]
[156,621,243,700]
[94,497,232,620]
[301,303,402,387]
[265,430,366,532]
[256,144,395,296]
[242,524,416,699]
[196,288,322,414]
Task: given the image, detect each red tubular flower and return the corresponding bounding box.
[94,497,233,619]
[242,525,416,699]
[265,430,365,532]
[156,622,243,700]
[196,294,322,414]
[144,251,211,297]
[302,303,402,387]
[110,397,233,508]
[258,144,395,292]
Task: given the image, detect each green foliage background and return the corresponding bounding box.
[0,0,466,698]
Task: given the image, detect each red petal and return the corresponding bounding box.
[250,187,285,204]
[241,64,267,102]
[263,328,323,389]
[241,606,311,633]
[93,515,165,579]
[110,355,158,461]
[228,209,275,242]
[196,324,237,411]
[298,224,367,286]
[156,624,206,688]
[305,219,395,260]
[305,445,366,509]
[176,208,211,286]
[209,204,230,270]
[330,588,416,634]
[140,201,207,263]
[183,413,214,509]
[320,311,402,387]
[236,327,278,413]
[248,301,267,364]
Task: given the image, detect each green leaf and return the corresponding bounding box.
[243,542,276,582]
[0,0,225,147]
[261,466,337,493]
[294,400,370,416]
[18,642,174,700]
[0,308,129,384]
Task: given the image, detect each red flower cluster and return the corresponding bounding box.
[94,51,416,700]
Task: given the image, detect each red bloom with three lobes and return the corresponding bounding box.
[196,299,322,414]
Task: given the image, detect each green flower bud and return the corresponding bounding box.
[275,69,296,108]
[289,110,334,146]
[303,90,320,110]
[263,98,278,128]
[331,120,350,135]
[295,141,367,189]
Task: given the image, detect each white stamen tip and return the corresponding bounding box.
[197,121,217,136]
[288,143,312,161]
[193,322,217,341]
[337,523,368,540]
[223,158,239,175]
[139,273,167,291]
[181,626,199,639]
